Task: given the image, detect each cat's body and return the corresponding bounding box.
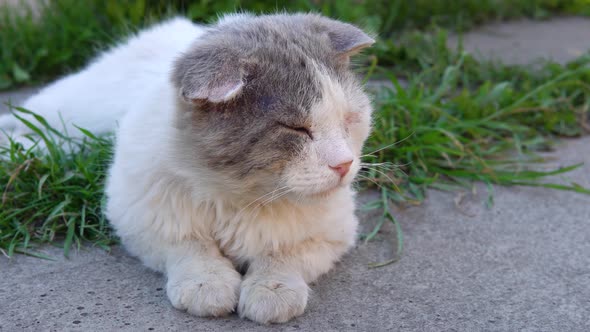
[1,14,374,324]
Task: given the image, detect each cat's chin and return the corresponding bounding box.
[291,184,345,203]
[311,186,340,198]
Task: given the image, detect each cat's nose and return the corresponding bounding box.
[330,160,352,178]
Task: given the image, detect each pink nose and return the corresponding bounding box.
[330,160,352,178]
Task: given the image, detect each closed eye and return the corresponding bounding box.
[279,123,313,139]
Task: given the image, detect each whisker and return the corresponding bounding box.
[359,167,398,185]
[244,185,288,209]
[235,185,289,220]
[241,186,294,221]
[362,162,410,178]
[246,187,295,221]
[259,187,293,207]
[356,174,386,190]
[360,161,412,170]
[361,132,415,158]
[239,190,290,223]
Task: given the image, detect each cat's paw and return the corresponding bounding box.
[238,274,309,324]
[166,269,242,317]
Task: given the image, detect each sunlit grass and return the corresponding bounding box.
[360,50,590,265]
[0,109,114,257]
[1,0,588,89]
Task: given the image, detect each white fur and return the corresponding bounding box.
[2,16,372,324]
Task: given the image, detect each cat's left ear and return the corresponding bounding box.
[323,20,375,58]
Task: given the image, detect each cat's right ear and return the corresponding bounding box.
[327,23,375,58]
[173,48,246,104]
[307,15,375,60]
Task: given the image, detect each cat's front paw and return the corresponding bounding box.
[238,274,309,324]
[166,269,241,317]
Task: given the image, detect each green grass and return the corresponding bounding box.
[0,109,114,257]
[359,51,590,265]
[1,0,589,89]
[367,57,590,193]
[1,1,590,258]
[356,36,590,264]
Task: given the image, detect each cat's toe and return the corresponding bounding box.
[166,270,241,317]
[238,274,309,324]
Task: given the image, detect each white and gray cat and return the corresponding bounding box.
[0,13,374,323]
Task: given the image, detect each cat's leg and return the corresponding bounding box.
[108,175,242,317]
[164,241,242,317]
[238,222,356,324]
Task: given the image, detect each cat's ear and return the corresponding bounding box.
[320,19,375,58]
[182,75,244,104]
[173,50,246,104]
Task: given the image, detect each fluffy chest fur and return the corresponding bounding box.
[211,194,357,261]
[113,170,358,263]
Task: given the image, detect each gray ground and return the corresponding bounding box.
[1,17,590,332]
[447,17,590,65]
[0,86,42,114]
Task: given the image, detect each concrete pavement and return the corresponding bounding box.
[447,17,590,65]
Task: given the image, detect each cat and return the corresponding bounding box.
[1,13,374,324]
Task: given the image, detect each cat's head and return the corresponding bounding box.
[172,13,374,200]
